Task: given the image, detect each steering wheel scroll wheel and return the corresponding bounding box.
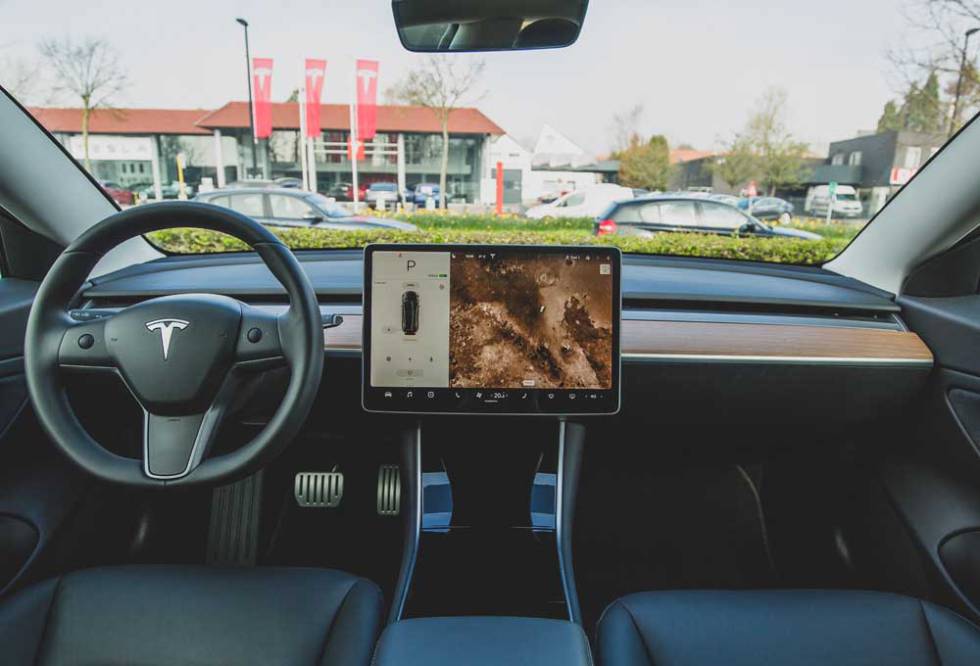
[24,202,324,487]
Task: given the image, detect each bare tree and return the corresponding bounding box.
[744,88,808,196]
[39,37,128,170]
[387,56,484,208]
[0,56,41,103]
[889,0,980,132]
[609,103,645,155]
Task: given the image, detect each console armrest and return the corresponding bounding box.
[373,617,592,666]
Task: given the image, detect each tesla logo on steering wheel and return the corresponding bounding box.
[145,319,189,360]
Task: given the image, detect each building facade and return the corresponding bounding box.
[29,102,504,203]
[824,130,945,215]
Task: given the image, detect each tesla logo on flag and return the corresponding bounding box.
[252,57,274,139]
[355,59,379,141]
[305,59,327,139]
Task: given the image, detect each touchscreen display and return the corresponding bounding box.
[363,244,620,415]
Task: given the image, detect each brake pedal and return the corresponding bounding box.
[294,470,344,508]
[377,465,401,516]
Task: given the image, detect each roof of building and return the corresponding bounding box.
[533,159,620,174]
[28,107,212,135]
[28,102,505,137]
[196,102,504,135]
[669,148,716,165]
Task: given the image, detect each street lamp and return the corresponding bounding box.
[950,26,980,137]
[236,17,258,177]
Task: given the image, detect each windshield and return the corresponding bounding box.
[3,1,963,264]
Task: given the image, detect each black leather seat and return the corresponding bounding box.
[598,589,980,666]
[0,565,383,666]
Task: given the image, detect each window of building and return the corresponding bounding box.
[831,153,845,165]
[848,151,862,166]
[269,194,314,218]
[905,146,922,169]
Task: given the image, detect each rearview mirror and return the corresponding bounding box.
[392,0,589,52]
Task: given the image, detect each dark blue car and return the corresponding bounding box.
[738,196,795,222]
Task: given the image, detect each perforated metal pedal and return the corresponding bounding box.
[294,470,344,508]
[377,465,401,516]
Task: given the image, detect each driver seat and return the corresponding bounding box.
[0,565,383,666]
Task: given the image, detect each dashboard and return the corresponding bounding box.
[77,249,934,427]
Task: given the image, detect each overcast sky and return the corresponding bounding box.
[1,0,915,155]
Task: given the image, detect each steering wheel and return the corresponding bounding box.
[24,202,324,487]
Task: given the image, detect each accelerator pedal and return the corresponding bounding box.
[294,469,344,508]
[377,464,401,516]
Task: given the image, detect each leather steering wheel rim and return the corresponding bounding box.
[24,202,324,488]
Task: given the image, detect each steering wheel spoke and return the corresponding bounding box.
[235,305,287,368]
[58,317,114,370]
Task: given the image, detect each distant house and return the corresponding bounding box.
[488,127,621,205]
[821,130,945,215]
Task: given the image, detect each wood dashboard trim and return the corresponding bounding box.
[324,315,934,366]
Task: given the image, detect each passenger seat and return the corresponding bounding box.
[597,589,980,665]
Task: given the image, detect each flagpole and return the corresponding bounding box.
[350,59,360,210]
[299,84,309,191]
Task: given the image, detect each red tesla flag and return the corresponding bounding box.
[252,57,274,139]
[304,59,327,138]
[355,59,379,141]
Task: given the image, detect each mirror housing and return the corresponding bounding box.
[303,213,325,224]
[392,0,589,52]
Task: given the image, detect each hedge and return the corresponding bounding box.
[148,225,851,264]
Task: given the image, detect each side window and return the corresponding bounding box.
[656,202,698,228]
[207,195,231,209]
[611,204,644,223]
[699,203,746,229]
[637,203,662,224]
[229,193,265,217]
[269,195,314,218]
[562,192,586,207]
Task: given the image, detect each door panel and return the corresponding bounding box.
[889,291,980,620]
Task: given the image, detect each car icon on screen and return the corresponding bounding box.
[402,290,419,335]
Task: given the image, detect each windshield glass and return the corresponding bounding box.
[3,1,963,263]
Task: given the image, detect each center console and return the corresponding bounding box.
[361,244,611,661]
[373,616,592,666]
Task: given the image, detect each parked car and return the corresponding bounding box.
[707,193,742,207]
[739,196,794,223]
[326,181,369,202]
[411,182,442,206]
[194,188,417,231]
[806,184,864,218]
[138,181,194,200]
[365,182,400,209]
[97,180,134,206]
[526,183,634,219]
[594,195,820,240]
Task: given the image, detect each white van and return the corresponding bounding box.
[806,185,864,219]
[525,183,635,219]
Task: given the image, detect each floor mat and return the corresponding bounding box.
[574,459,775,628]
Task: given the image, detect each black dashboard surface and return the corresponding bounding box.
[84,250,898,314]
